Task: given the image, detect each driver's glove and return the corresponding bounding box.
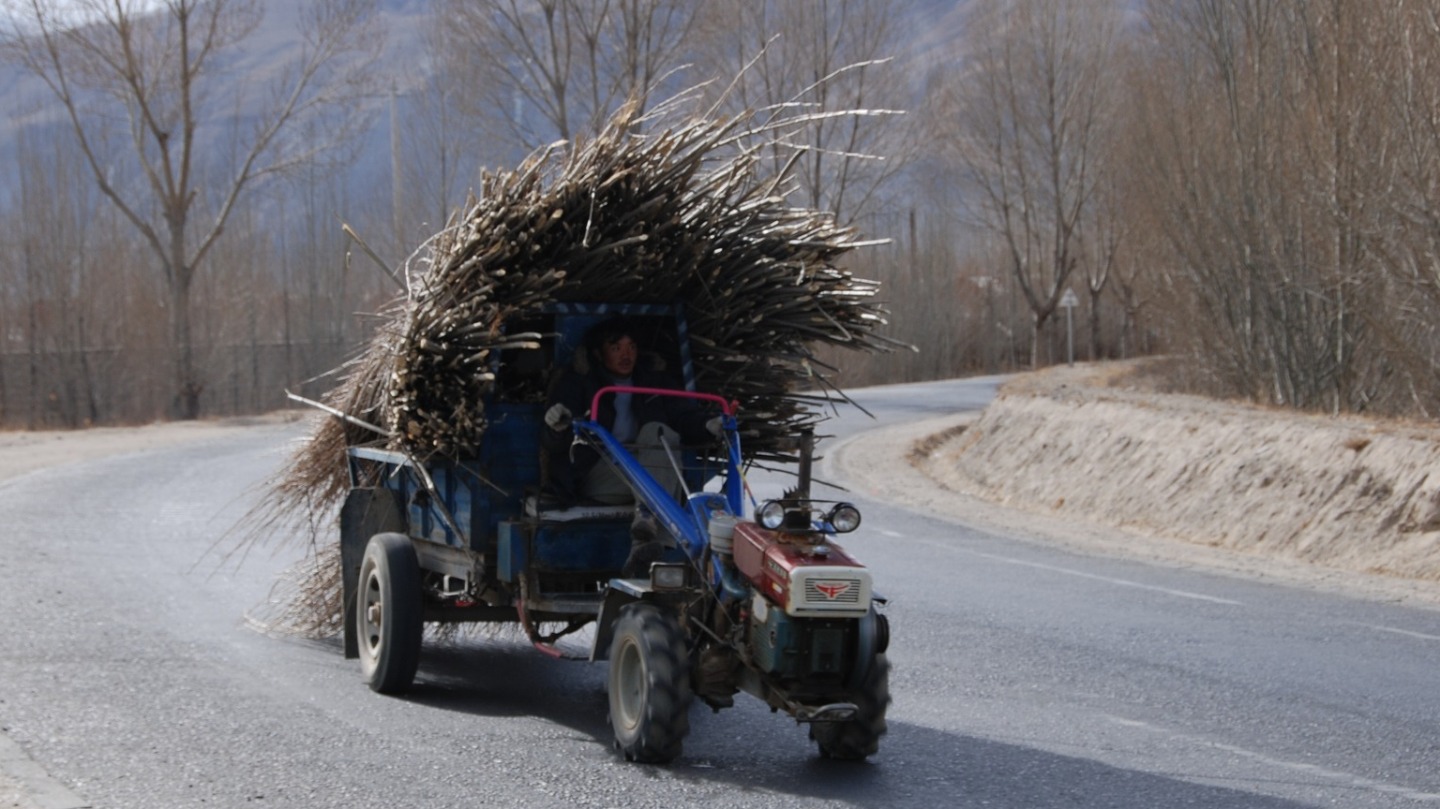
[545,403,573,431]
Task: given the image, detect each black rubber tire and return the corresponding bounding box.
[810,654,890,760]
[607,603,693,763]
[356,532,423,694]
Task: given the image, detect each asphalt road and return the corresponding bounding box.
[2,377,1438,808]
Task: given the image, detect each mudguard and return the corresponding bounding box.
[339,486,406,659]
[847,605,889,690]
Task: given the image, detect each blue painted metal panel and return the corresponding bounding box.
[472,403,542,551]
[498,521,527,581]
[530,522,631,571]
[449,466,473,547]
[751,603,797,674]
[427,465,449,544]
[498,519,630,579]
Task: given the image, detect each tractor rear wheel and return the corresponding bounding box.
[607,602,692,763]
[357,532,423,694]
[810,654,890,760]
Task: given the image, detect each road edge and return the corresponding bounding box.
[0,733,88,809]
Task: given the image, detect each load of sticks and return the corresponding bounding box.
[253,95,907,635]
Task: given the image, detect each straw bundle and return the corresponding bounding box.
[253,95,907,635]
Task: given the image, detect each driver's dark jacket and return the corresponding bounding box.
[541,363,711,502]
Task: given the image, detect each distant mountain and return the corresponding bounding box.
[0,0,963,228]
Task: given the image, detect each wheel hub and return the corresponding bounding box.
[615,640,644,731]
[361,569,383,653]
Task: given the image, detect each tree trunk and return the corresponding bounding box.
[77,310,100,424]
[27,294,39,430]
[1088,289,1103,361]
[1030,311,1049,369]
[0,338,7,426]
[170,275,201,420]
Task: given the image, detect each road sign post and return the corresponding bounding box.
[1060,288,1079,366]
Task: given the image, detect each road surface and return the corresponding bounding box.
[1,377,1437,808]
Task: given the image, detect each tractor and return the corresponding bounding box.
[337,303,889,762]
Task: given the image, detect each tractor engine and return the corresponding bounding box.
[732,523,872,618]
[731,522,873,679]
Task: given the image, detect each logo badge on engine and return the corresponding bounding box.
[814,581,853,600]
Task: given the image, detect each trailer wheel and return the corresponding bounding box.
[356,532,423,694]
[810,654,890,760]
[607,603,692,763]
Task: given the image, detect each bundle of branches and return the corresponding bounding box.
[252,95,907,635]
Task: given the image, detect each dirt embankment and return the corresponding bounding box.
[910,361,1440,598]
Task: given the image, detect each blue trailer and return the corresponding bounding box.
[336,303,889,762]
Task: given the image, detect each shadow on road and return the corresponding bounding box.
[391,637,1315,809]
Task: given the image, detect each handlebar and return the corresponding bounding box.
[589,386,737,419]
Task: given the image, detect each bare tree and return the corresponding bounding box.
[1281,1,1390,413]
[387,75,473,248]
[1077,166,1124,360]
[1131,1,1395,410]
[1364,2,1440,414]
[938,0,1122,367]
[434,0,701,150]
[1,0,381,418]
[382,15,488,253]
[694,0,915,228]
[11,124,109,427]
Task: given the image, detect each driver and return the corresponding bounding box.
[541,318,720,572]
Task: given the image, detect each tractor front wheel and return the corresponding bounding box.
[607,603,692,763]
[356,532,423,694]
[810,654,890,760]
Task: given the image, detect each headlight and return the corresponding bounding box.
[650,563,688,590]
[756,500,786,530]
[827,503,862,533]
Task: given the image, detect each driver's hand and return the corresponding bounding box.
[545,403,573,431]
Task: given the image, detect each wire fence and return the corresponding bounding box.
[0,339,353,429]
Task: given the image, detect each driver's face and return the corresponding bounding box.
[601,336,638,377]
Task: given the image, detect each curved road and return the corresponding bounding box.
[2,377,1437,808]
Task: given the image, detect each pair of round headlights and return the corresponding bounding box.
[754,500,862,533]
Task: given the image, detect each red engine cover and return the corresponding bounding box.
[732,522,868,615]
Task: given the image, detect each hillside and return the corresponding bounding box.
[896,361,1440,605]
